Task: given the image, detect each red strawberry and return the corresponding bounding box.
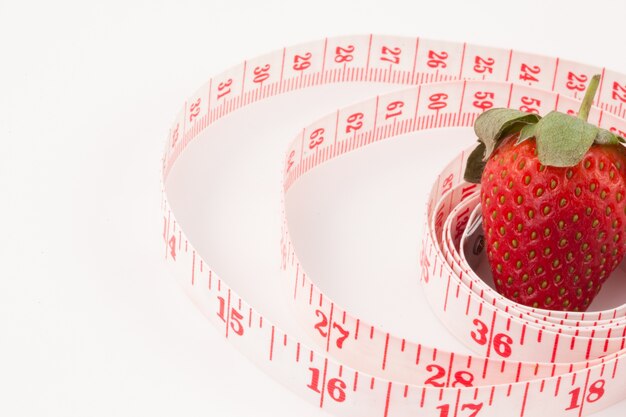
[480,135,626,310]
[464,75,626,311]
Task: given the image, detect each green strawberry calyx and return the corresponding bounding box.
[464,74,626,183]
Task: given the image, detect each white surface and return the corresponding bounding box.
[2,1,626,416]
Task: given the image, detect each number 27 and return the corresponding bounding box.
[314,310,350,348]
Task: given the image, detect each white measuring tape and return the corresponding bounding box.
[161,35,626,417]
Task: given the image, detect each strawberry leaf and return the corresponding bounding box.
[534,111,598,167]
[474,108,541,160]
[594,128,622,145]
[463,142,487,183]
[516,123,537,145]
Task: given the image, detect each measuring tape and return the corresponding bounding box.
[160,35,626,417]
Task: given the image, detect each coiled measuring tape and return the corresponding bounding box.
[161,35,626,416]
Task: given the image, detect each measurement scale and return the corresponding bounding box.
[161,35,626,417]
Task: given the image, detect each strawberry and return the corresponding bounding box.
[464,75,626,311]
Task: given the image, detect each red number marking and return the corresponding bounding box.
[307,367,346,402]
[471,318,513,358]
[335,45,355,63]
[293,52,312,71]
[309,128,325,149]
[519,96,541,114]
[217,78,233,100]
[253,64,271,83]
[566,72,588,92]
[519,63,540,83]
[427,50,448,68]
[381,45,401,64]
[188,98,201,122]
[385,100,405,119]
[345,112,364,133]
[474,56,495,74]
[428,93,448,110]
[612,81,626,103]
[473,91,495,110]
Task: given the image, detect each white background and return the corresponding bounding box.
[2,0,626,416]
